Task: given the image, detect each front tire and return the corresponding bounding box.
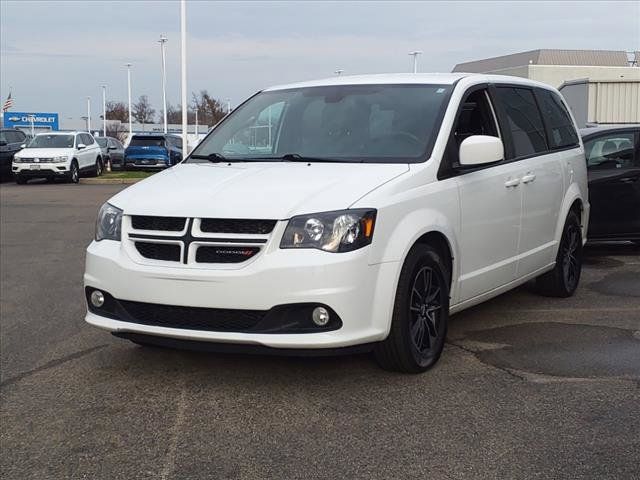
[374,244,450,373]
[15,175,27,185]
[93,158,103,177]
[68,161,79,184]
[535,210,583,297]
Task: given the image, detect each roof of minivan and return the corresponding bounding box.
[264,73,556,91]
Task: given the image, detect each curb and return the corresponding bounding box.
[80,178,144,185]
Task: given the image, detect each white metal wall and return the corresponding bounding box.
[588,82,640,124]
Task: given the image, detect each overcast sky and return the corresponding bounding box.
[1,0,638,125]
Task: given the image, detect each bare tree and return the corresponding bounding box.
[105,101,128,123]
[192,90,226,127]
[132,95,156,124]
[163,103,195,125]
[105,121,128,142]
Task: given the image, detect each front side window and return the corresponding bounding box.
[584,132,637,169]
[189,84,452,163]
[27,134,75,148]
[495,87,548,158]
[535,89,579,149]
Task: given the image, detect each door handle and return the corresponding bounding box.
[521,172,536,184]
[619,176,639,184]
[504,178,520,188]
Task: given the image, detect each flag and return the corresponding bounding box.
[2,92,13,112]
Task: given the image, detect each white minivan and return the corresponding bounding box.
[85,74,588,373]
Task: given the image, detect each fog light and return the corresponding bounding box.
[312,306,330,326]
[90,290,105,308]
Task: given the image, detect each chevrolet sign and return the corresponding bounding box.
[3,111,59,130]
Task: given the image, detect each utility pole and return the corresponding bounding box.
[180,0,188,154]
[159,34,168,134]
[408,51,422,73]
[86,97,91,132]
[125,63,133,138]
[101,85,107,137]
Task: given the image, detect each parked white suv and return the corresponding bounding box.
[13,131,103,184]
[85,74,588,373]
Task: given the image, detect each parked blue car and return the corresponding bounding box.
[124,134,183,169]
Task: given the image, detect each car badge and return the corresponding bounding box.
[34,158,40,163]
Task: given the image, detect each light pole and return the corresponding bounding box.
[226,98,231,114]
[125,63,132,138]
[180,0,188,154]
[101,85,107,137]
[408,51,422,74]
[86,97,91,132]
[159,34,168,134]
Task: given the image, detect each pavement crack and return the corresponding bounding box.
[446,340,526,381]
[160,380,188,480]
[0,344,107,388]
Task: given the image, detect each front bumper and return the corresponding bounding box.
[12,162,70,177]
[124,155,169,168]
[84,240,399,349]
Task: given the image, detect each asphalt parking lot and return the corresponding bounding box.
[1,181,639,480]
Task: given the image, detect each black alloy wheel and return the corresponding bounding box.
[535,210,583,297]
[375,245,450,373]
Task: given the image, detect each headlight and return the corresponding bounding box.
[95,203,123,241]
[53,155,68,163]
[280,209,376,253]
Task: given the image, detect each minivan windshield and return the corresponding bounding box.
[189,84,452,163]
[27,134,74,149]
[129,136,165,147]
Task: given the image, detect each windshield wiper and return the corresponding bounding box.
[248,153,361,163]
[189,152,227,163]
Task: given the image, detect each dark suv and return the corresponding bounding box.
[124,134,183,169]
[0,128,28,180]
[96,136,125,170]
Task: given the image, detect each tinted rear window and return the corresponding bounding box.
[535,89,579,149]
[129,136,165,147]
[96,138,108,147]
[495,87,548,158]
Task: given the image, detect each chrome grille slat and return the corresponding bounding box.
[128,216,274,265]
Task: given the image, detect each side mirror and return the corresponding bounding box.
[108,146,117,151]
[77,143,86,150]
[0,140,7,147]
[20,144,26,148]
[459,135,504,167]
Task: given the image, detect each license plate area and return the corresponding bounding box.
[30,164,41,170]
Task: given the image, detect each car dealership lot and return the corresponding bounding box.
[1,182,639,479]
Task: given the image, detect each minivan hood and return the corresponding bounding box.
[109,162,408,219]
[16,148,74,158]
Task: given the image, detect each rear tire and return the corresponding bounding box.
[374,244,450,373]
[535,210,583,297]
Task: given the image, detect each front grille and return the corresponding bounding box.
[118,300,266,332]
[200,218,277,235]
[19,157,55,163]
[135,242,180,261]
[196,246,260,264]
[131,215,185,231]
